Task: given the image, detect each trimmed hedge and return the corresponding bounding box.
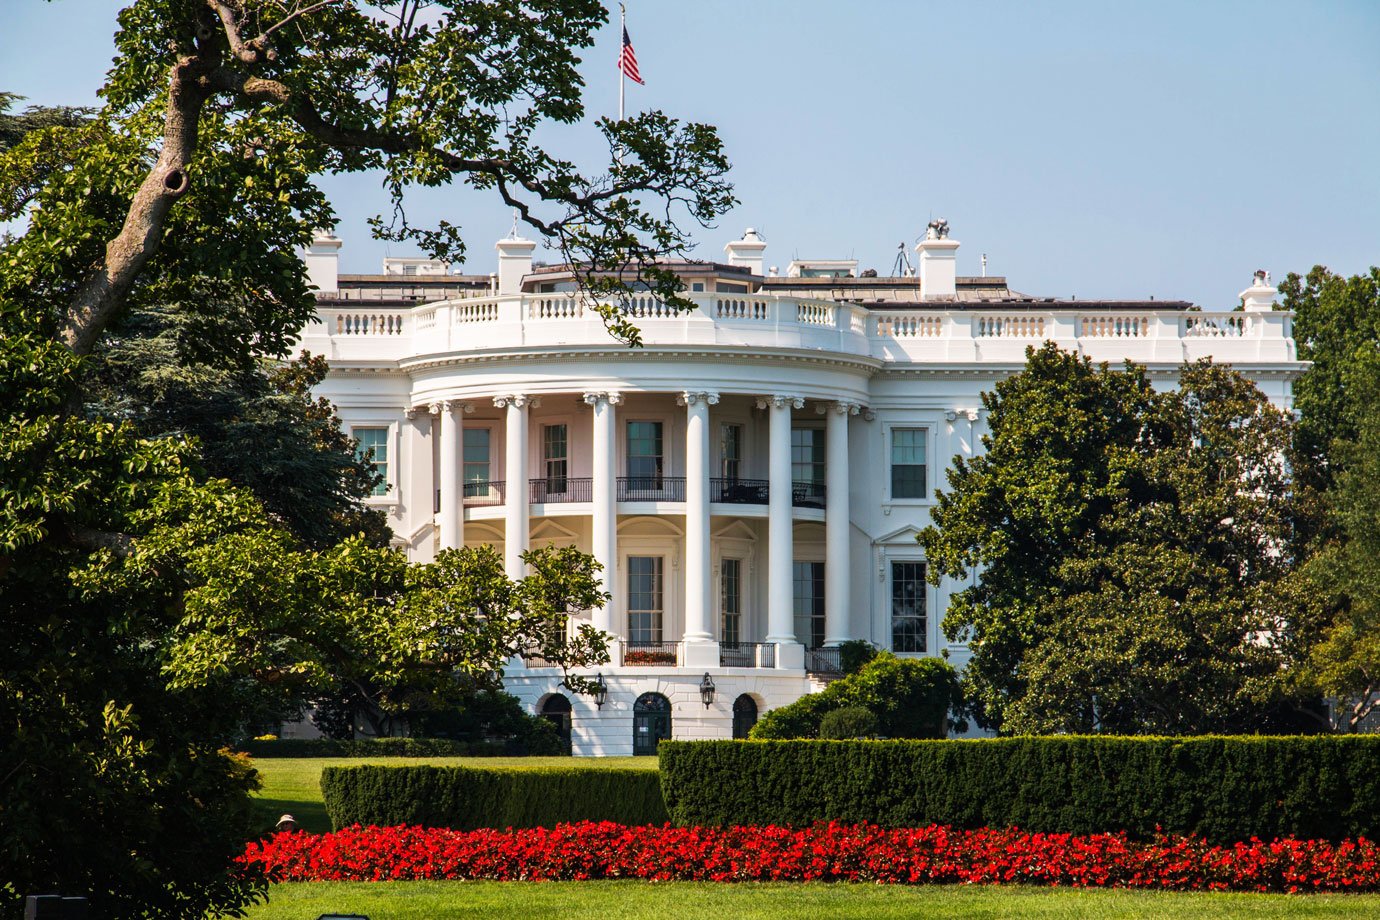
[241,736,562,758]
[659,736,1380,843]
[321,765,667,830]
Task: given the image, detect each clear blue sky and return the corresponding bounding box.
[3,1,1377,307]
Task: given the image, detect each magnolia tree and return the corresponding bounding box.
[0,2,734,916]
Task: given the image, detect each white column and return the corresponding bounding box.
[584,391,623,660]
[680,390,720,667]
[433,401,465,550]
[761,394,805,669]
[824,401,857,646]
[495,394,534,579]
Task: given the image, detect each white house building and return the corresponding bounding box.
[300,224,1301,755]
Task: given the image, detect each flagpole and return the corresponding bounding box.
[618,2,626,123]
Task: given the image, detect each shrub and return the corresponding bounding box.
[241,735,564,758]
[659,736,1380,843]
[320,765,667,830]
[819,706,879,739]
[241,821,1380,893]
[751,653,961,739]
[838,640,879,675]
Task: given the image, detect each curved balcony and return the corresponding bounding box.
[303,291,1297,369]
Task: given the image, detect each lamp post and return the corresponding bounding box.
[699,672,716,709]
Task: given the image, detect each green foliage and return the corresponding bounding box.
[838,639,879,675]
[322,764,667,830]
[242,735,562,759]
[921,345,1304,733]
[751,654,961,740]
[659,736,1380,843]
[818,706,880,740]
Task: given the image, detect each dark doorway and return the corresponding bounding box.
[633,692,672,755]
[732,694,758,739]
[540,694,572,754]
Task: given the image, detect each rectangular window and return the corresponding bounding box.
[720,423,743,481]
[891,428,928,499]
[721,558,742,646]
[462,428,491,497]
[891,561,927,653]
[793,561,825,649]
[627,556,664,643]
[354,427,389,497]
[791,428,825,485]
[542,424,568,493]
[626,421,664,488]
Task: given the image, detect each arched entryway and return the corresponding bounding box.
[633,692,672,755]
[539,694,573,754]
[732,694,758,739]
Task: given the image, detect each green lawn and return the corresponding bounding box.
[249,756,655,834]
[244,881,1380,919]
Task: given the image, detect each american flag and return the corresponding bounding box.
[619,25,644,85]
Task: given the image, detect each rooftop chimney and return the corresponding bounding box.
[1239,269,1278,313]
[723,228,767,276]
[916,218,959,301]
[495,231,537,295]
[304,229,342,294]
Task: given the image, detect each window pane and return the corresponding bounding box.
[543,424,567,489]
[721,558,741,646]
[891,428,927,499]
[626,421,663,483]
[891,561,927,653]
[354,427,389,497]
[721,424,742,481]
[791,428,824,485]
[463,428,490,495]
[793,561,825,648]
[628,556,664,643]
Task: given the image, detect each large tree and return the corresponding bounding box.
[921,345,1307,734]
[1,2,733,916]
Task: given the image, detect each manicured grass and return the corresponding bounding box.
[250,756,655,834]
[244,881,1380,919]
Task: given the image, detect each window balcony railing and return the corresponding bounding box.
[530,477,593,503]
[461,480,505,506]
[719,641,777,668]
[617,477,687,502]
[804,645,843,676]
[710,477,770,505]
[791,480,827,509]
[621,640,680,667]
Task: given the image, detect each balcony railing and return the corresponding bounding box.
[710,477,770,505]
[530,477,593,503]
[792,480,827,509]
[622,640,680,667]
[720,642,777,668]
[462,480,505,506]
[617,477,686,502]
[805,646,843,676]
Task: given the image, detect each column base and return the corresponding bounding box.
[681,639,720,669]
[772,640,805,670]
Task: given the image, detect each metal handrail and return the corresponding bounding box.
[461,480,505,505]
[617,477,687,502]
[805,645,843,675]
[791,480,827,508]
[710,477,770,504]
[622,640,680,666]
[530,477,593,503]
[720,641,777,668]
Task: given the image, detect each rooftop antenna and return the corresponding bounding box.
[892,241,914,278]
[981,253,987,278]
[508,207,520,239]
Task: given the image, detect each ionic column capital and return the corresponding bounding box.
[677,391,721,407]
[581,391,624,407]
[816,400,861,416]
[756,394,804,411]
[493,394,540,410]
[944,408,979,422]
[425,400,474,416]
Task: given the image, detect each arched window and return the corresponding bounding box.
[540,694,573,754]
[633,692,672,755]
[732,694,758,740]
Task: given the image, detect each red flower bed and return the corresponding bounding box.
[240,822,1380,893]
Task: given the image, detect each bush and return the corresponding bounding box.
[751,653,961,739]
[659,736,1380,843]
[241,735,564,758]
[819,706,879,739]
[838,640,879,675]
[321,765,667,830]
[241,821,1380,893]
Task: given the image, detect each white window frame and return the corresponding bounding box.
[882,422,934,504]
[875,546,934,656]
[349,420,400,505]
[462,424,497,500]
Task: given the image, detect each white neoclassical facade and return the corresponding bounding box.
[301,225,1301,755]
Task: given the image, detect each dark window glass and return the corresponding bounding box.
[891,561,927,653]
[891,428,927,499]
[793,561,825,648]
